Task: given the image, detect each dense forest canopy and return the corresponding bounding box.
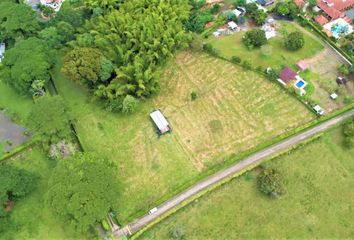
[65,0,191,105]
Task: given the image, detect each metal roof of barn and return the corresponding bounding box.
[150,110,170,134]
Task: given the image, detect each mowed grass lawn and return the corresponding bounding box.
[1,148,85,240]
[208,21,324,69]
[52,51,313,223]
[138,127,354,239]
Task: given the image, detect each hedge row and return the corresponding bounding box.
[0,140,36,162]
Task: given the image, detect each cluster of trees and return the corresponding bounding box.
[257,168,286,198]
[245,3,267,26]
[27,95,74,147]
[46,152,120,232]
[0,0,88,96]
[273,1,299,19]
[60,0,190,112]
[0,164,38,234]
[343,118,354,147]
[186,0,220,33]
[243,29,267,49]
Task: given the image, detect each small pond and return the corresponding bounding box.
[0,112,30,153]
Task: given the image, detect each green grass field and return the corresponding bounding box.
[1,148,86,240]
[208,21,324,69]
[52,51,314,223]
[138,126,354,239]
[0,80,33,122]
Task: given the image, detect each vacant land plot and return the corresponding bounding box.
[138,127,354,239]
[156,52,314,167]
[53,51,313,223]
[208,21,323,69]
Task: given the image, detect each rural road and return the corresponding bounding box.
[114,109,354,238]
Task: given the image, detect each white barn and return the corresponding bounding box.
[150,110,170,134]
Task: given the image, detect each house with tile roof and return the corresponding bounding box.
[316,0,354,21]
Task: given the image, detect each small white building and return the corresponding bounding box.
[313,105,325,116]
[0,43,5,63]
[228,21,238,31]
[330,93,338,100]
[150,110,170,134]
[261,25,276,40]
[232,9,243,17]
[40,0,65,12]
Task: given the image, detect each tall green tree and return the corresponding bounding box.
[0,164,38,217]
[0,2,39,43]
[62,47,113,87]
[1,37,53,94]
[46,153,120,232]
[285,31,305,50]
[243,29,267,48]
[27,95,73,145]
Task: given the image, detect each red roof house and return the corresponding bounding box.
[314,15,329,25]
[295,0,305,7]
[317,0,354,20]
[279,67,297,84]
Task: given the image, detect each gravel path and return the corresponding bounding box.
[114,109,354,238]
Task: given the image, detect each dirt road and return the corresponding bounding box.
[114,109,354,238]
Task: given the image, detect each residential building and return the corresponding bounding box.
[316,0,354,20]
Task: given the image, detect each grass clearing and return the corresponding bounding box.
[52,51,314,223]
[138,127,354,239]
[0,80,33,122]
[207,21,324,69]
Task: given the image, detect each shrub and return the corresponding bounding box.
[265,68,279,81]
[242,60,252,70]
[343,118,354,147]
[210,3,221,14]
[190,33,204,52]
[203,43,218,56]
[170,226,185,239]
[191,91,198,101]
[122,95,139,114]
[285,31,305,51]
[231,56,241,64]
[343,95,352,104]
[257,168,286,198]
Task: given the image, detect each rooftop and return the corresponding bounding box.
[317,0,354,19]
[279,67,297,83]
[314,15,329,25]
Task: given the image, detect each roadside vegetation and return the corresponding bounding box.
[138,126,354,239]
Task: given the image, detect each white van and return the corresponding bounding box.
[149,207,158,215]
